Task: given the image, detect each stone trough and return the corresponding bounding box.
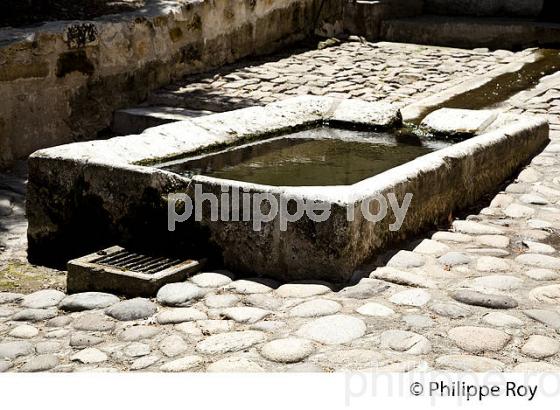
[26,96,548,285]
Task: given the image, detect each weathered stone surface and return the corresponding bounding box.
[12,308,58,322]
[160,356,204,372]
[389,289,431,307]
[9,324,39,339]
[0,292,23,304]
[204,294,239,308]
[156,308,207,324]
[250,320,286,333]
[475,256,510,272]
[371,267,436,288]
[71,348,108,364]
[198,320,234,335]
[387,250,425,268]
[436,355,505,371]
[0,341,34,359]
[0,306,15,317]
[453,221,504,235]
[402,314,433,328]
[525,268,559,281]
[521,335,560,359]
[130,355,160,370]
[309,349,385,370]
[379,330,432,354]
[432,232,473,243]
[73,313,115,331]
[296,314,366,344]
[105,298,157,321]
[20,355,59,372]
[156,283,204,306]
[290,299,341,318]
[516,254,560,269]
[21,289,65,309]
[0,360,12,372]
[336,279,389,299]
[36,341,62,354]
[448,326,510,353]
[529,285,560,304]
[429,302,471,318]
[523,240,555,254]
[47,316,72,327]
[119,325,160,341]
[221,307,271,324]
[260,338,315,363]
[520,193,548,205]
[159,335,189,357]
[196,331,267,355]
[175,322,203,338]
[413,239,450,256]
[523,309,560,330]
[356,302,395,317]
[421,108,497,135]
[438,252,471,266]
[466,275,523,291]
[504,203,535,218]
[275,283,331,298]
[476,235,510,248]
[207,357,264,372]
[451,290,518,309]
[190,271,233,288]
[227,279,275,294]
[70,333,104,347]
[59,292,120,311]
[482,312,524,328]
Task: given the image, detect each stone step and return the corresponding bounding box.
[381,15,560,50]
[111,106,214,135]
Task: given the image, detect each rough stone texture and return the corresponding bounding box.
[379,330,432,354]
[156,283,204,307]
[448,326,511,353]
[436,355,505,372]
[105,298,157,321]
[289,299,341,318]
[189,271,233,288]
[260,338,315,363]
[221,307,271,324]
[21,289,65,309]
[207,357,264,372]
[389,289,431,307]
[521,335,560,359]
[156,308,207,324]
[421,108,497,135]
[451,290,518,309]
[160,355,203,372]
[71,348,108,364]
[296,314,366,344]
[196,331,267,355]
[0,341,34,360]
[20,355,59,372]
[59,292,120,311]
[356,302,395,317]
[482,312,524,328]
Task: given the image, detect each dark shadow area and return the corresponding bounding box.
[540,0,560,23]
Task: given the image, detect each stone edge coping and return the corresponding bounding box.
[29,95,549,204]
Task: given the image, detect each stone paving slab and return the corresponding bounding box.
[2,40,560,372]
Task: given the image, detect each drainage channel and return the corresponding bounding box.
[406,48,560,124]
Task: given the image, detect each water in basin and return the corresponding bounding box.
[163,127,452,186]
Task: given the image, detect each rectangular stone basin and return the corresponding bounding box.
[27,96,549,283]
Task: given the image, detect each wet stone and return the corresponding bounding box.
[386,250,425,269]
[12,308,58,322]
[389,289,431,307]
[73,313,115,332]
[196,330,266,355]
[521,335,560,359]
[21,289,65,309]
[379,330,431,354]
[290,299,341,318]
[429,302,471,319]
[296,314,366,345]
[482,312,524,328]
[105,298,157,321]
[451,290,518,309]
[156,308,207,324]
[207,357,264,372]
[260,337,315,363]
[448,326,510,353]
[156,283,204,307]
[119,325,160,341]
[59,292,120,311]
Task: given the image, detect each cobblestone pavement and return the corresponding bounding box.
[148,40,532,112]
[2,41,560,372]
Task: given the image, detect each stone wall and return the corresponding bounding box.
[0,0,342,167]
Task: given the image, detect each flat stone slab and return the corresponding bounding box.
[421,108,498,135]
[451,289,518,309]
[260,337,315,363]
[448,326,511,353]
[105,298,157,321]
[59,292,120,311]
[296,314,366,345]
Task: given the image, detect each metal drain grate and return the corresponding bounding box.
[67,246,204,297]
[93,249,185,275]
